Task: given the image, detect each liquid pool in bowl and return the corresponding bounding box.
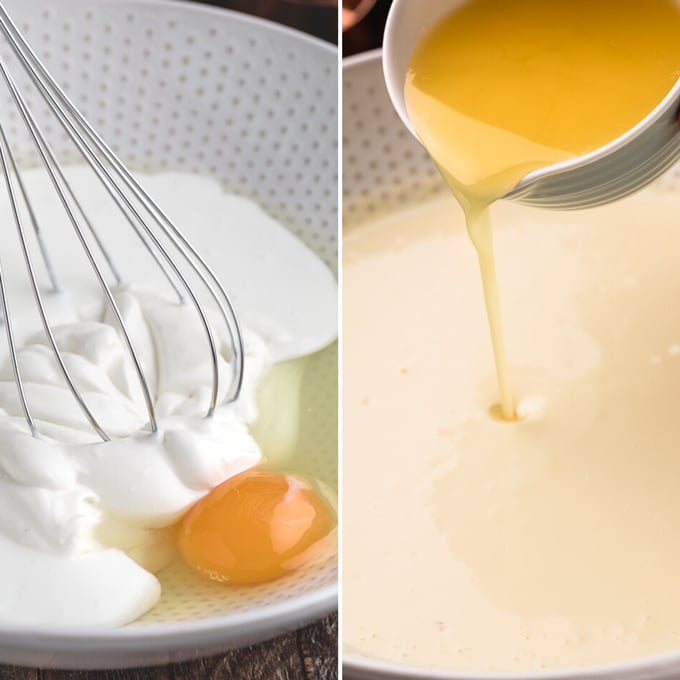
[343,50,680,680]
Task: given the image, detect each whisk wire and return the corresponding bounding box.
[0,54,159,437]
[0,269,35,437]
[0,3,244,411]
[0,118,112,440]
[0,143,36,437]
[51,168,124,289]
[0,70,157,438]
[0,2,247,437]
[0,125,60,293]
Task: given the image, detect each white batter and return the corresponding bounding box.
[0,166,337,628]
[344,185,680,672]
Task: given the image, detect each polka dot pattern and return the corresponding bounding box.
[0,0,338,274]
[0,0,337,642]
[136,531,338,625]
[137,341,338,626]
[343,52,444,230]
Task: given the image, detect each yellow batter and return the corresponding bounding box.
[344,0,680,671]
[344,186,680,671]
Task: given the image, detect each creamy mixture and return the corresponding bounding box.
[346,0,680,670]
[0,166,337,627]
[344,187,680,671]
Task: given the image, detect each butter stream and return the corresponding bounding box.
[0,167,337,628]
[404,0,680,418]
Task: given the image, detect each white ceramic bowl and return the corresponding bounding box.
[382,0,680,210]
[342,49,680,680]
[0,0,337,668]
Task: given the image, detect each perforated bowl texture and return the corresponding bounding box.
[0,0,337,669]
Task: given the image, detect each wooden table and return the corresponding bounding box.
[199,0,338,44]
[342,0,391,57]
[0,2,338,679]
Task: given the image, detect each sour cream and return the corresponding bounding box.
[0,166,337,627]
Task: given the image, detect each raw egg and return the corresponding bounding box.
[178,469,335,584]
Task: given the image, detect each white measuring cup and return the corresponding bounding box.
[382,0,680,210]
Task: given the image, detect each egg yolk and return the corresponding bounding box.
[178,470,335,585]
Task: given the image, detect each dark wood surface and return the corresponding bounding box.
[196,0,338,44]
[2,2,338,679]
[342,0,391,57]
[0,614,337,679]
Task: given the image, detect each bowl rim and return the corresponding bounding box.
[343,47,383,70]
[341,48,680,680]
[342,650,680,680]
[380,0,680,201]
[0,0,338,659]
[99,0,337,55]
[0,580,337,640]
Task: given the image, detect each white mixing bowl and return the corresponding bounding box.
[0,0,337,668]
[342,49,680,680]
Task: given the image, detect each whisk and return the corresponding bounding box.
[0,4,244,441]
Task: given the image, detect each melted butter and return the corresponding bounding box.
[343,189,680,671]
[404,0,680,418]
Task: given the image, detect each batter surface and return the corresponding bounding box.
[343,187,680,672]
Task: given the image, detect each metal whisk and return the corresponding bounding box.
[0,4,244,441]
